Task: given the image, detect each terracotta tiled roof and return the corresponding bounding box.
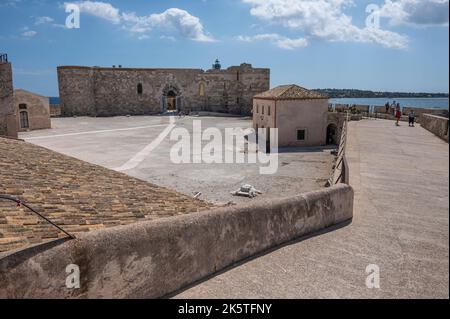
[254,84,328,100]
[0,137,213,254]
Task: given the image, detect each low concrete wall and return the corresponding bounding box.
[420,114,449,142]
[0,184,353,299]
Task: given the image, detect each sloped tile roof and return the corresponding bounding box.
[0,137,213,254]
[254,84,328,100]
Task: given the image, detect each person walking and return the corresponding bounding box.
[408,110,416,127]
[395,103,401,126]
[392,101,397,116]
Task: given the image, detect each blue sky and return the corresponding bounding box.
[0,0,448,96]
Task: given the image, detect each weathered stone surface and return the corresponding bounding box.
[0,184,353,299]
[0,61,17,138]
[420,114,449,142]
[0,137,213,254]
[57,63,270,117]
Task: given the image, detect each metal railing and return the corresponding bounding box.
[0,195,76,239]
[328,112,350,185]
[0,53,8,63]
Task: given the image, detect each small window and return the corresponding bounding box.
[297,129,306,141]
[19,104,27,110]
[268,106,271,116]
[256,104,259,113]
[199,83,205,97]
[237,97,240,105]
[137,83,143,95]
[20,111,29,129]
[262,105,264,115]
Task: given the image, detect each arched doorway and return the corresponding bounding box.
[326,123,338,145]
[19,111,29,129]
[166,90,177,112]
[161,84,182,113]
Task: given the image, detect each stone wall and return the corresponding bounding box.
[0,61,17,138]
[420,114,449,142]
[58,64,270,117]
[0,184,353,299]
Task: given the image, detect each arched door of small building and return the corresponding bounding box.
[19,111,29,129]
[327,123,338,145]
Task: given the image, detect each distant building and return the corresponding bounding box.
[57,61,270,117]
[253,84,329,148]
[14,89,51,132]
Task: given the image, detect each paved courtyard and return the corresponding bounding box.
[20,116,334,205]
[174,119,449,299]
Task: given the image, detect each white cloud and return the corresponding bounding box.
[241,0,409,49]
[22,30,37,37]
[35,16,54,25]
[238,33,308,49]
[63,2,214,42]
[147,8,215,42]
[160,35,177,42]
[379,0,449,26]
[65,1,121,24]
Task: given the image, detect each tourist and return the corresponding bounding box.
[408,110,416,127]
[385,102,390,113]
[395,103,401,126]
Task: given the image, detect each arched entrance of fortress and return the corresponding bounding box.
[326,123,338,145]
[167,90,177,111]
[161,84,182,113]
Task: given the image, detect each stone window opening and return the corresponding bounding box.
[199,83,205,97]
[19,103,27,110]
[137,83,143,95]
[237,97,240,105]
[262,105,264,115]
[20,111,29,129]
[256,104,259,113]
[297,129,306,141]
[268,106,271,116]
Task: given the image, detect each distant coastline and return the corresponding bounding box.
[315,88,449,99]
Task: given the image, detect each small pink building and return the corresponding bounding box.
[253,84,329,148]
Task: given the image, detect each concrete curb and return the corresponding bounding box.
[0,184,353,299]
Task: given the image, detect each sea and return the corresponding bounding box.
[50,96,449,110]
[329,97,449,110]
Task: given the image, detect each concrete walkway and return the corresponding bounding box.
[174,119,449,299]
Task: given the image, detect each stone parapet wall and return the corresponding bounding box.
[0,184,353,299]
[420,114,449,142]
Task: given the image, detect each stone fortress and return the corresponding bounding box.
[57,60,270,117]
[0,54,16,138]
